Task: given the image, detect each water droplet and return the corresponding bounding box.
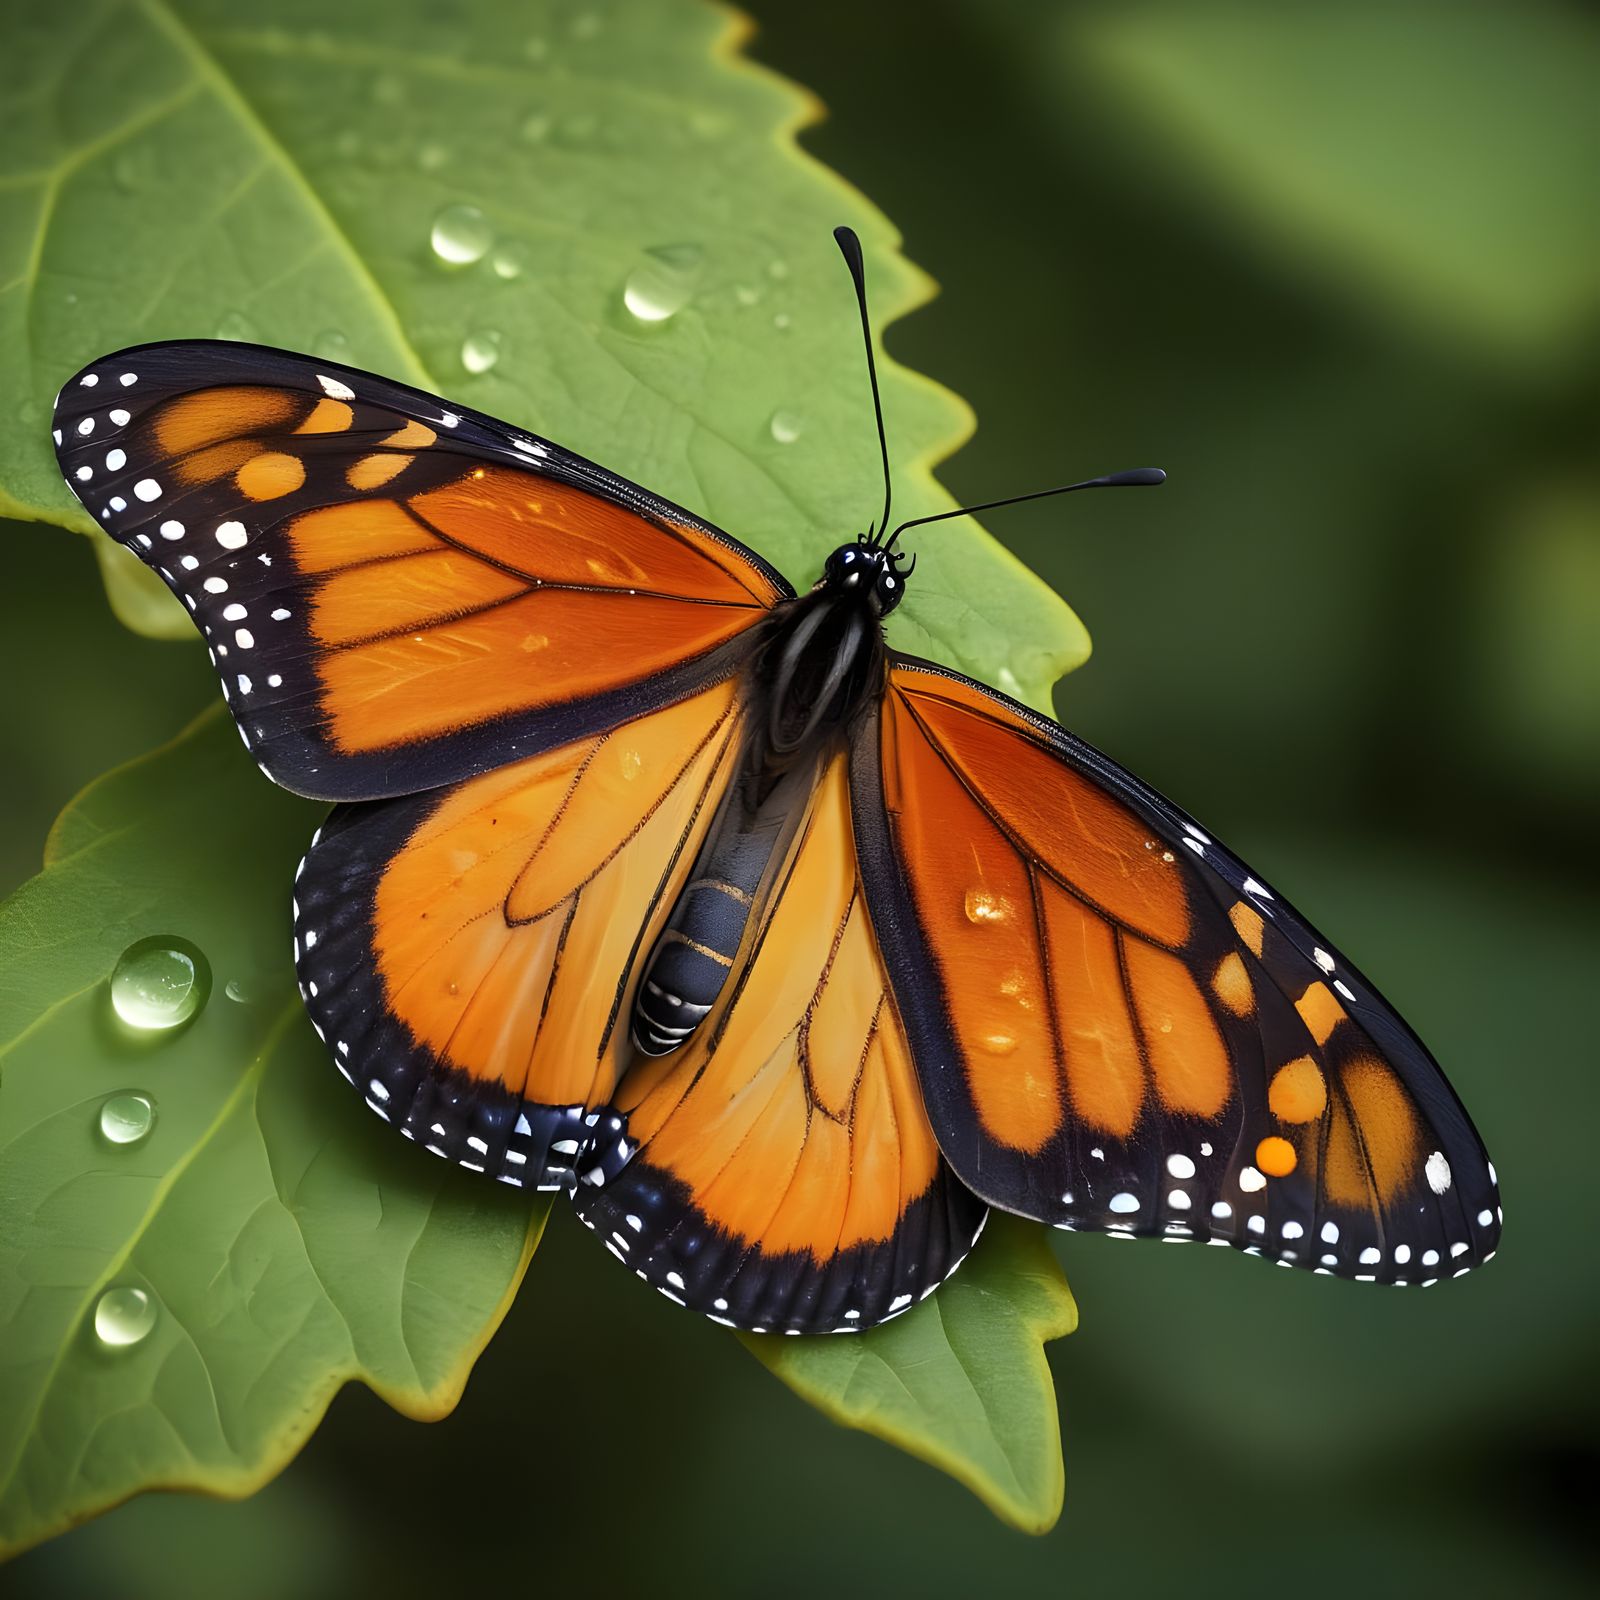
[619,749,643,780]
[963,888,1010,926]
[214,310,257,343]
[523,35,549,61]
[490,239,530,281]
[94,1286,157,1348]
[460,330,502,375]
[767,259,790,281]
[734,284,762,308]
[109,936,211,1031]
[417,141,449,173]
[768,410,803,445]
[569,11,601,40]
[980,1030,1019,1057]
[622,244,704,325]
[772,312,791,332]
[520,110,551,144]
[312,329,350,362]
[99,1092,156,1146]
[371,72,405,107]
[431,203,493,267]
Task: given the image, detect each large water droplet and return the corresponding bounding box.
[109,936,211,1031]
[490,239,530,281]
[963,888,1010,926]
[622,245,704,325]
[768,410,803,445]
[94,1286,157,1348]
[431,204,493,266]
[460,330,502,375]
[100,1092,156,1146]
[214,310,257,342]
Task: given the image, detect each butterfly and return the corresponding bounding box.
[51,228,1500,1335]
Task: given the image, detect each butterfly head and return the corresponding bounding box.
[822,539,911,615]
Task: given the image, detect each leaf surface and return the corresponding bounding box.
[0,709,546,1559]
[0,0,1088,704]
[743,1215,1078,1534]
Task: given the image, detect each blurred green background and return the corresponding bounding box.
[4,0,1595,1594]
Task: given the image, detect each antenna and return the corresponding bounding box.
[834,226,893,543]
[882,468,1166,552]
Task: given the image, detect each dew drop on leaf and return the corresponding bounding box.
[460,330,503,374]
[214,310,257,342]
[569,11,601,40]
[622,244,704,325]
[772,311,792,331]
[523,35,549,61]
[99,1092,156,1146]
[520,110,551,144]
[491,240,530,280]
[431,203,493,266]
[768,409,803,444]
[371,72,405,106]
[767,258,790,281]
[93,1286,157,1348]
[109,936,211,1031]
[418,141,449,173]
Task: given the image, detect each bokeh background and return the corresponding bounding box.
[5,0,1595,1594]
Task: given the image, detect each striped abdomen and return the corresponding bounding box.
[632,783,798,1056]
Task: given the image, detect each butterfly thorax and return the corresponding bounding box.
[629,563,890,1058]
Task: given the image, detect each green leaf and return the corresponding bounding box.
[0,0,1087,707]
[741,1214,1078,1534]
[0,707,546,1560]
[1071,0,1600,364]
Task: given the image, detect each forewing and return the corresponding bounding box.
[294,679,742,1190]
[52,342,789,801]
[852,657,1502,1286]
[572,754,989,1332]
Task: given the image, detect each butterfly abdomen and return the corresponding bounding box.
[632,791,790,1056]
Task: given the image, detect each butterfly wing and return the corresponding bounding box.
[294,678,743,1190]
[52,342,790,801]
[572,753,988,1333]
[852,656,1502,1286]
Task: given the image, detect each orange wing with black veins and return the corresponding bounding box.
[850,658,1502,1287]
[52,341,788,802]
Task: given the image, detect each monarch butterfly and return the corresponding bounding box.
[52,228,1500,1335]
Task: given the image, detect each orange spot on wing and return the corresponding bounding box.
[1269,1056,1327,1123]
[1255,1135,1298,1177]
[385,420,438,449]
[348,453,414,490]
[236,450,306,501]
[1295,981,1346,1046]
[1229,901,1265,956]
[295,398,353,434]
[154,386,298,455]
[1212,951,1254,1016]
[1122,939,1231,1117]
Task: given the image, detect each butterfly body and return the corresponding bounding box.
[51,315,1501,1335]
